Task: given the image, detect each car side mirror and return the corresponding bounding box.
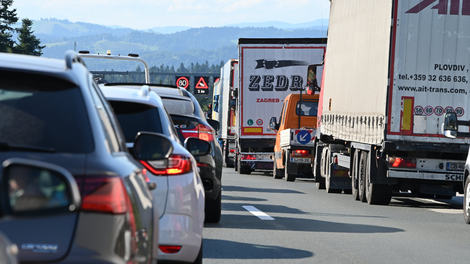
[184,138,211,156]
[207,119,220,131]
[443,112,458,139]
[2,158,81,215]
[269,117,278,131]
[133,132,173,160]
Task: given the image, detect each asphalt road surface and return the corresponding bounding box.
[202,167,468,264]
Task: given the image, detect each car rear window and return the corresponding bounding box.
[161,98,194,116]
[0,71,94,153]
[109,100,163,143]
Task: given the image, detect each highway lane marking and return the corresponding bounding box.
[242,206,275,220]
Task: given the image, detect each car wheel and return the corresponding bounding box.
[192,240,203,264]
[205,188,221,223]
[464,176,470,224]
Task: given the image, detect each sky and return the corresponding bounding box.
[11,0,330,30]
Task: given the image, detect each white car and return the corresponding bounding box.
[99,84,206,263]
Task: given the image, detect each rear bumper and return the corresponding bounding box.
[156,213,202,263]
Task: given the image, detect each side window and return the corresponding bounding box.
[88,78,121,153]
[281,100,288,125]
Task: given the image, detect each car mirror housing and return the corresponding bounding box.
[133,132,173,160]
[207,119,220,131]
[2,158,81,215]
[184,138,211,156]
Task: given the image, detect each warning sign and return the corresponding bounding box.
[195,76,209,94]
[176,76,189,89]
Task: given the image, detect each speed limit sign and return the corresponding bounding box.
[176,76,189,89]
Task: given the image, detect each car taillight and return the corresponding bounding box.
[181,124,214,142]
[159,245,182,254]
[292,150,309,157]
[78,176,129,214]
[241,154,256,160]
[389,157,417,168]
[140,154,193,175]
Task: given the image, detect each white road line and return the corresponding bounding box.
[242,206,275,220]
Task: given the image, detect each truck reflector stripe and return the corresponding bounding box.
[401,97,414,133]
[244,127,263,133]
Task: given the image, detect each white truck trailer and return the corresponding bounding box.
[212,59,239,168]
[235,38,327,174]
[313,0,470,204]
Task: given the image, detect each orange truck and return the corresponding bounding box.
[269,92,319,181]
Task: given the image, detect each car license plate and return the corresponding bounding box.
[291,157,311,163]
[446,162,465,171]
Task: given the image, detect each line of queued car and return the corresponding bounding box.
[0,50,221,264]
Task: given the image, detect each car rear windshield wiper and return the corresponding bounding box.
[0,141,55,153]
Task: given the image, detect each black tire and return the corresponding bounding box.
[351,151,360,200]
[464,176,470,224]
[364,152,392,205]
[192,240,203,264]
[284,152,296,182]
[316,180,325,190]
[273,160,283,179]
[325,149,341,193]
[205,189,221,223]
[358,151,367,202]
[234,154,238,171]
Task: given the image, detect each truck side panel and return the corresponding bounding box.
[321,0,392,145]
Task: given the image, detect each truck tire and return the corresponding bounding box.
[273,160,283,179]
[284,152,296,182]
[238,155,251,175]
[351,151,360,200]
[358,151,368,202]
[365,156,392,205]
[325,148,341,193]
[464,176,470,224]
[235,154,238,171]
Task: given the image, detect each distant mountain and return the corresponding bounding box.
[226,19,329,30]
[28,19,328,71]
[149,26,192,34]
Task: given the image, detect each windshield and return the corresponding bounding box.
[161,98,194,116]
[296,101,318,116]
[0,71,94,153]
[109,100,163,143]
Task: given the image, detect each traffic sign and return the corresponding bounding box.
[176,76,189,89]
[195,76,209,94]
[297,130,312,144]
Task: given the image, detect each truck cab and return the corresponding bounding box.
[270,93,319,181]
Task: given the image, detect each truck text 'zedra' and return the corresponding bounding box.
[235,38,327,174]
[314,0,470,205]
[270,91,319,182]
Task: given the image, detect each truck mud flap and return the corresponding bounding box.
[244,161,273,171]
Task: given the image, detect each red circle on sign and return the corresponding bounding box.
[414,105,424,116]
[176,77,189,89]
[434,106,444,116]
[455,107,465,117]
[256,119,263,126]
[424,106,433,116]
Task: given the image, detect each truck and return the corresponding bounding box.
[313,0,470,204]
[269,91,320,182]
[212,59,239,168]
[231,38,327,174]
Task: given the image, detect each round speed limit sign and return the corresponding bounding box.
[176,77,189,89]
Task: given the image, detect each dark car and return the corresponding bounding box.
[0,51,156,263]
[102,83,223,223]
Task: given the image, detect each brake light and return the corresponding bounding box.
[181,124,214,142]
[79,176,128,214]
[241,154,256,160]
[159,245,182,254]
[140,154,193,175]
[292,150,309,157]
[389,157,416,168]
[229,149,235,153]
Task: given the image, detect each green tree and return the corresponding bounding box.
[0,0,18,53]
[14,18,45,55]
